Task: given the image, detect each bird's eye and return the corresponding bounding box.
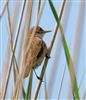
[36,26,44,34]
[39,27,43,31]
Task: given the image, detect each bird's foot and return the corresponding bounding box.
[46,53,51,59]
[32,67,43,82]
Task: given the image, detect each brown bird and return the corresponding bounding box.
[24,26,51,78]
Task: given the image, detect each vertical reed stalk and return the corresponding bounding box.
[34,0,66,99]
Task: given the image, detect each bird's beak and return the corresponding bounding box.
[43,30,51,33]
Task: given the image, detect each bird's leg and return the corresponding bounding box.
[32,67,43,82]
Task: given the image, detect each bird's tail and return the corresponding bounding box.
[24,54,32,78]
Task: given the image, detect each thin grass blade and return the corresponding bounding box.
[48,0,80,99]
[25,70,33,100]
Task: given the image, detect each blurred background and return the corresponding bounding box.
[0,0,86,99]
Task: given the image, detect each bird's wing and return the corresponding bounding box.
[31,37,47,67]
[31,37,43,60]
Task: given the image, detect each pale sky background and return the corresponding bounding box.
[0,0,86,99]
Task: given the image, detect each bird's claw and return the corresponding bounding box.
[46,54,51,59]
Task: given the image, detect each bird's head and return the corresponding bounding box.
[31,26,51,38]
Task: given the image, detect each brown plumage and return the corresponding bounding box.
[24,26,51,78]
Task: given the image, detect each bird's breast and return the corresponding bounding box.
[31,36,47,68]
